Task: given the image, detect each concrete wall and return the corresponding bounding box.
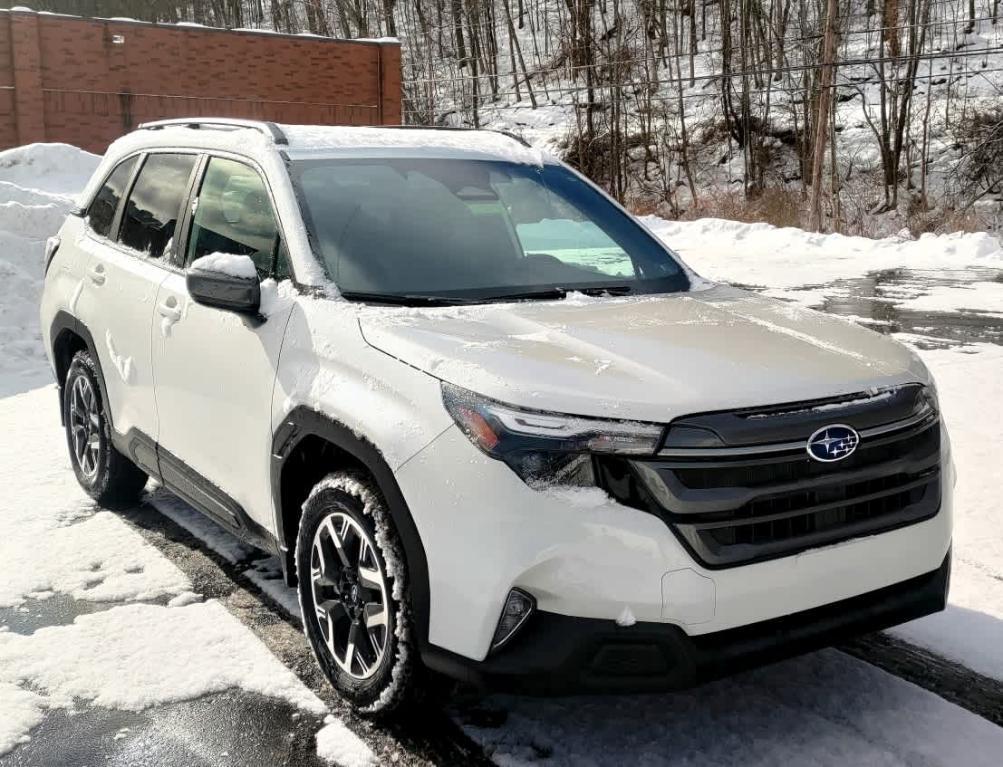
[0,9,401,152]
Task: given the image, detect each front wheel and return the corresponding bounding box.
[296,472,416,716]
[63,350,147,508]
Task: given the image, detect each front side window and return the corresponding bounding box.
[291,158,688,302]
[86,156,138,238]
[186,157,287,279]
[119,153,197,259]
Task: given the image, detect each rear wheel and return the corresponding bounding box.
[296,472,416,716]
[63,350,147,508]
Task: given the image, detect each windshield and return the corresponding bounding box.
[291,158,689,304]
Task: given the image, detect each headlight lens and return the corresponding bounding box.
[919,383,939,416]
[441,383,663,487]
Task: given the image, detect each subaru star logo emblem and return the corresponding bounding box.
[807,424,860,462]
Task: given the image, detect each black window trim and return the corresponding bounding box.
[82,151,143,244]
[178,150,297,283]
[113,149,202,263]
[83,146,300,287]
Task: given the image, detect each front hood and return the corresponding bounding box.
[358,285,930,421]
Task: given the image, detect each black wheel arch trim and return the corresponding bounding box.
[271,406,432,649]
[50,311,110,429]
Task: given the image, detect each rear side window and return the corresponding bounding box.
[119,153,197,259]
[86,156,138,238]
[187,157,287,278]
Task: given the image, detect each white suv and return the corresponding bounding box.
[41,119,952,714]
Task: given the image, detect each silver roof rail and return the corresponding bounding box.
[137,118,289,145]
[379,124,533,148]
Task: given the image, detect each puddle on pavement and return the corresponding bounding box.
[0,689,327,767]
[0,593,108,634]
[760,266,1003,348]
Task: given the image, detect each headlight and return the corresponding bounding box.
[441,383,663,487]
[919,383,939,416]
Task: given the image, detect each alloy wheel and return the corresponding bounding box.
[69,374,101,481]
[310,511,390,680]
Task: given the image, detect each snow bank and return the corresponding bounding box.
[0,143,100,197]
[641,216,1003,289]
[0,143,99,393]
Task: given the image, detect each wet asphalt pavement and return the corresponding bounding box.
[3,264,1002,767]
[772,265,1003,347]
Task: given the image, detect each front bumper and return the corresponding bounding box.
[423,550,950,694]
[396,424,953,661]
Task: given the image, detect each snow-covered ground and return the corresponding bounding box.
[1,141,1002,764]
[0,386,330,757]
[0,143,100,396]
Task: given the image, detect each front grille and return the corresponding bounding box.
[611,385,942,568]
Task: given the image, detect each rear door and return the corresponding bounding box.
[151,154,295,533]
[71,151,198,446]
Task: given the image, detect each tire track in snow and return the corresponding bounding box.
[841,633,1003,727]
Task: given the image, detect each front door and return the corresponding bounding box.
[151,155,294,532]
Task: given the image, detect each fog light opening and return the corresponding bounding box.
[490,589,535,652]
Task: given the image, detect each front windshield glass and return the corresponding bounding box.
[291,158,689,303]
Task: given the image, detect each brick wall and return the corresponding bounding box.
[0,9,402,153]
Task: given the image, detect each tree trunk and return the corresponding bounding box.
[809,0,839,231]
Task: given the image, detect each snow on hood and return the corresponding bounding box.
[358,285,930,422]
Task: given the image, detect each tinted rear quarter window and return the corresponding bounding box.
[86,156,138,238]
[119,153,197,259]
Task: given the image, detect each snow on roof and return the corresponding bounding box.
[99,120,548,167]
[278,124,549,165]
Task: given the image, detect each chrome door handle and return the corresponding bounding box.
[88,264,106,286]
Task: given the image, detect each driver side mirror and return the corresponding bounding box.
[186,254,260,315]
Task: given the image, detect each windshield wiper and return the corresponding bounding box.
[340,291,478,306]
[578,284,634,296]
[482,287,569,303]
